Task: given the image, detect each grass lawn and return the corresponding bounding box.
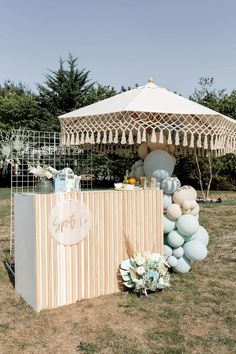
[0,189,235,354]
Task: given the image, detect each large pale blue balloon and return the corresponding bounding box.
[173,256,191,273]
[189,226,209,245]
[161,177,181,195]
[176,214,199,237]
[172,246,184,259]
[167,230,185,248]
[163,193,172,210]
[143,150,175,181]
[183,240,208,261]
[135,166,145,178]
[164,245,173,257]
[163,215,176,234]
[168,255,178,267]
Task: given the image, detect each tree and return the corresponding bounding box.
[37,54,93,117]
[37,53,118,130]
[190,77,236,119]
[0,81,53,131]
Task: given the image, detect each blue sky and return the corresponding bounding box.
[0,0,235,97]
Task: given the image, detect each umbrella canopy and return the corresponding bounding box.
[59,79,236,156]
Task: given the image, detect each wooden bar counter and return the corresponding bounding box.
[15,189,163,311]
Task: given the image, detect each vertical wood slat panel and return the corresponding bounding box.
[34,190,163,311]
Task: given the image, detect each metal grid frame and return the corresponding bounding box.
[2,129,94,262]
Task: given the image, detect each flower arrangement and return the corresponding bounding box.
[28,164,58,179]
[120,252,170,296]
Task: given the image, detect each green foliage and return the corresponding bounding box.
[0,90,53,131]
[91,150,137,183]
[175,154,236,191]
[37,53,94,118]
[190,77,236,119]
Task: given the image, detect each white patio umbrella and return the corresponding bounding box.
[59,79,236,156]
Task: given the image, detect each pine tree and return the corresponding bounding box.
[37,53,93,117]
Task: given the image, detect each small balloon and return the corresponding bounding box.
[163,215,176,234]
[167,203,182,220]
[172,246,184,259]
[161,177,181,195]
[163,193,172,210]
[147,132,167,151]
[173,256,192,273]
[168,255,178,267]
[164,245,173,257]
[173,186,197,206]
[167,230,185,248]
[138,142,149,160]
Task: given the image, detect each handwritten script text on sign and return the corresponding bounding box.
[49,200,91,245]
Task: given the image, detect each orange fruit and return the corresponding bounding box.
[128,177,136,185]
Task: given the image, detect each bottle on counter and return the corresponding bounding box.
[123,170,129,184]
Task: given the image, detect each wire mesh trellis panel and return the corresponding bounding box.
[9,130,94,261]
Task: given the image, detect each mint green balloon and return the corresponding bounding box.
[189,226,209,245]
[173,256,191,273]
[164,245,173,257]
[167,230,185,248]
[163,215,176,234]
[172,246,184,259]
[176,214,199,237]
[163,193,172,210]
[168,255,178,267]
[183,240,207,261]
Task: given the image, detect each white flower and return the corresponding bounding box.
[13,138,24,151]
[44,170,53,179]
[134,255,146,266]
[1,145,11,158]
[150,253,161,262]
[136,266,145,275]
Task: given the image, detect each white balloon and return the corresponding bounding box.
[166,203,182,220]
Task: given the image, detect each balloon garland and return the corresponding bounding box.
[129,149,209,274]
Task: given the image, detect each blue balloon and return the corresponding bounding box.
[143,150,175,181]
[161,177,181,195]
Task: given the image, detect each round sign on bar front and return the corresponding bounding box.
[49,199,92,245]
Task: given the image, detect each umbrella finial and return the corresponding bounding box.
[148,77,154,84]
